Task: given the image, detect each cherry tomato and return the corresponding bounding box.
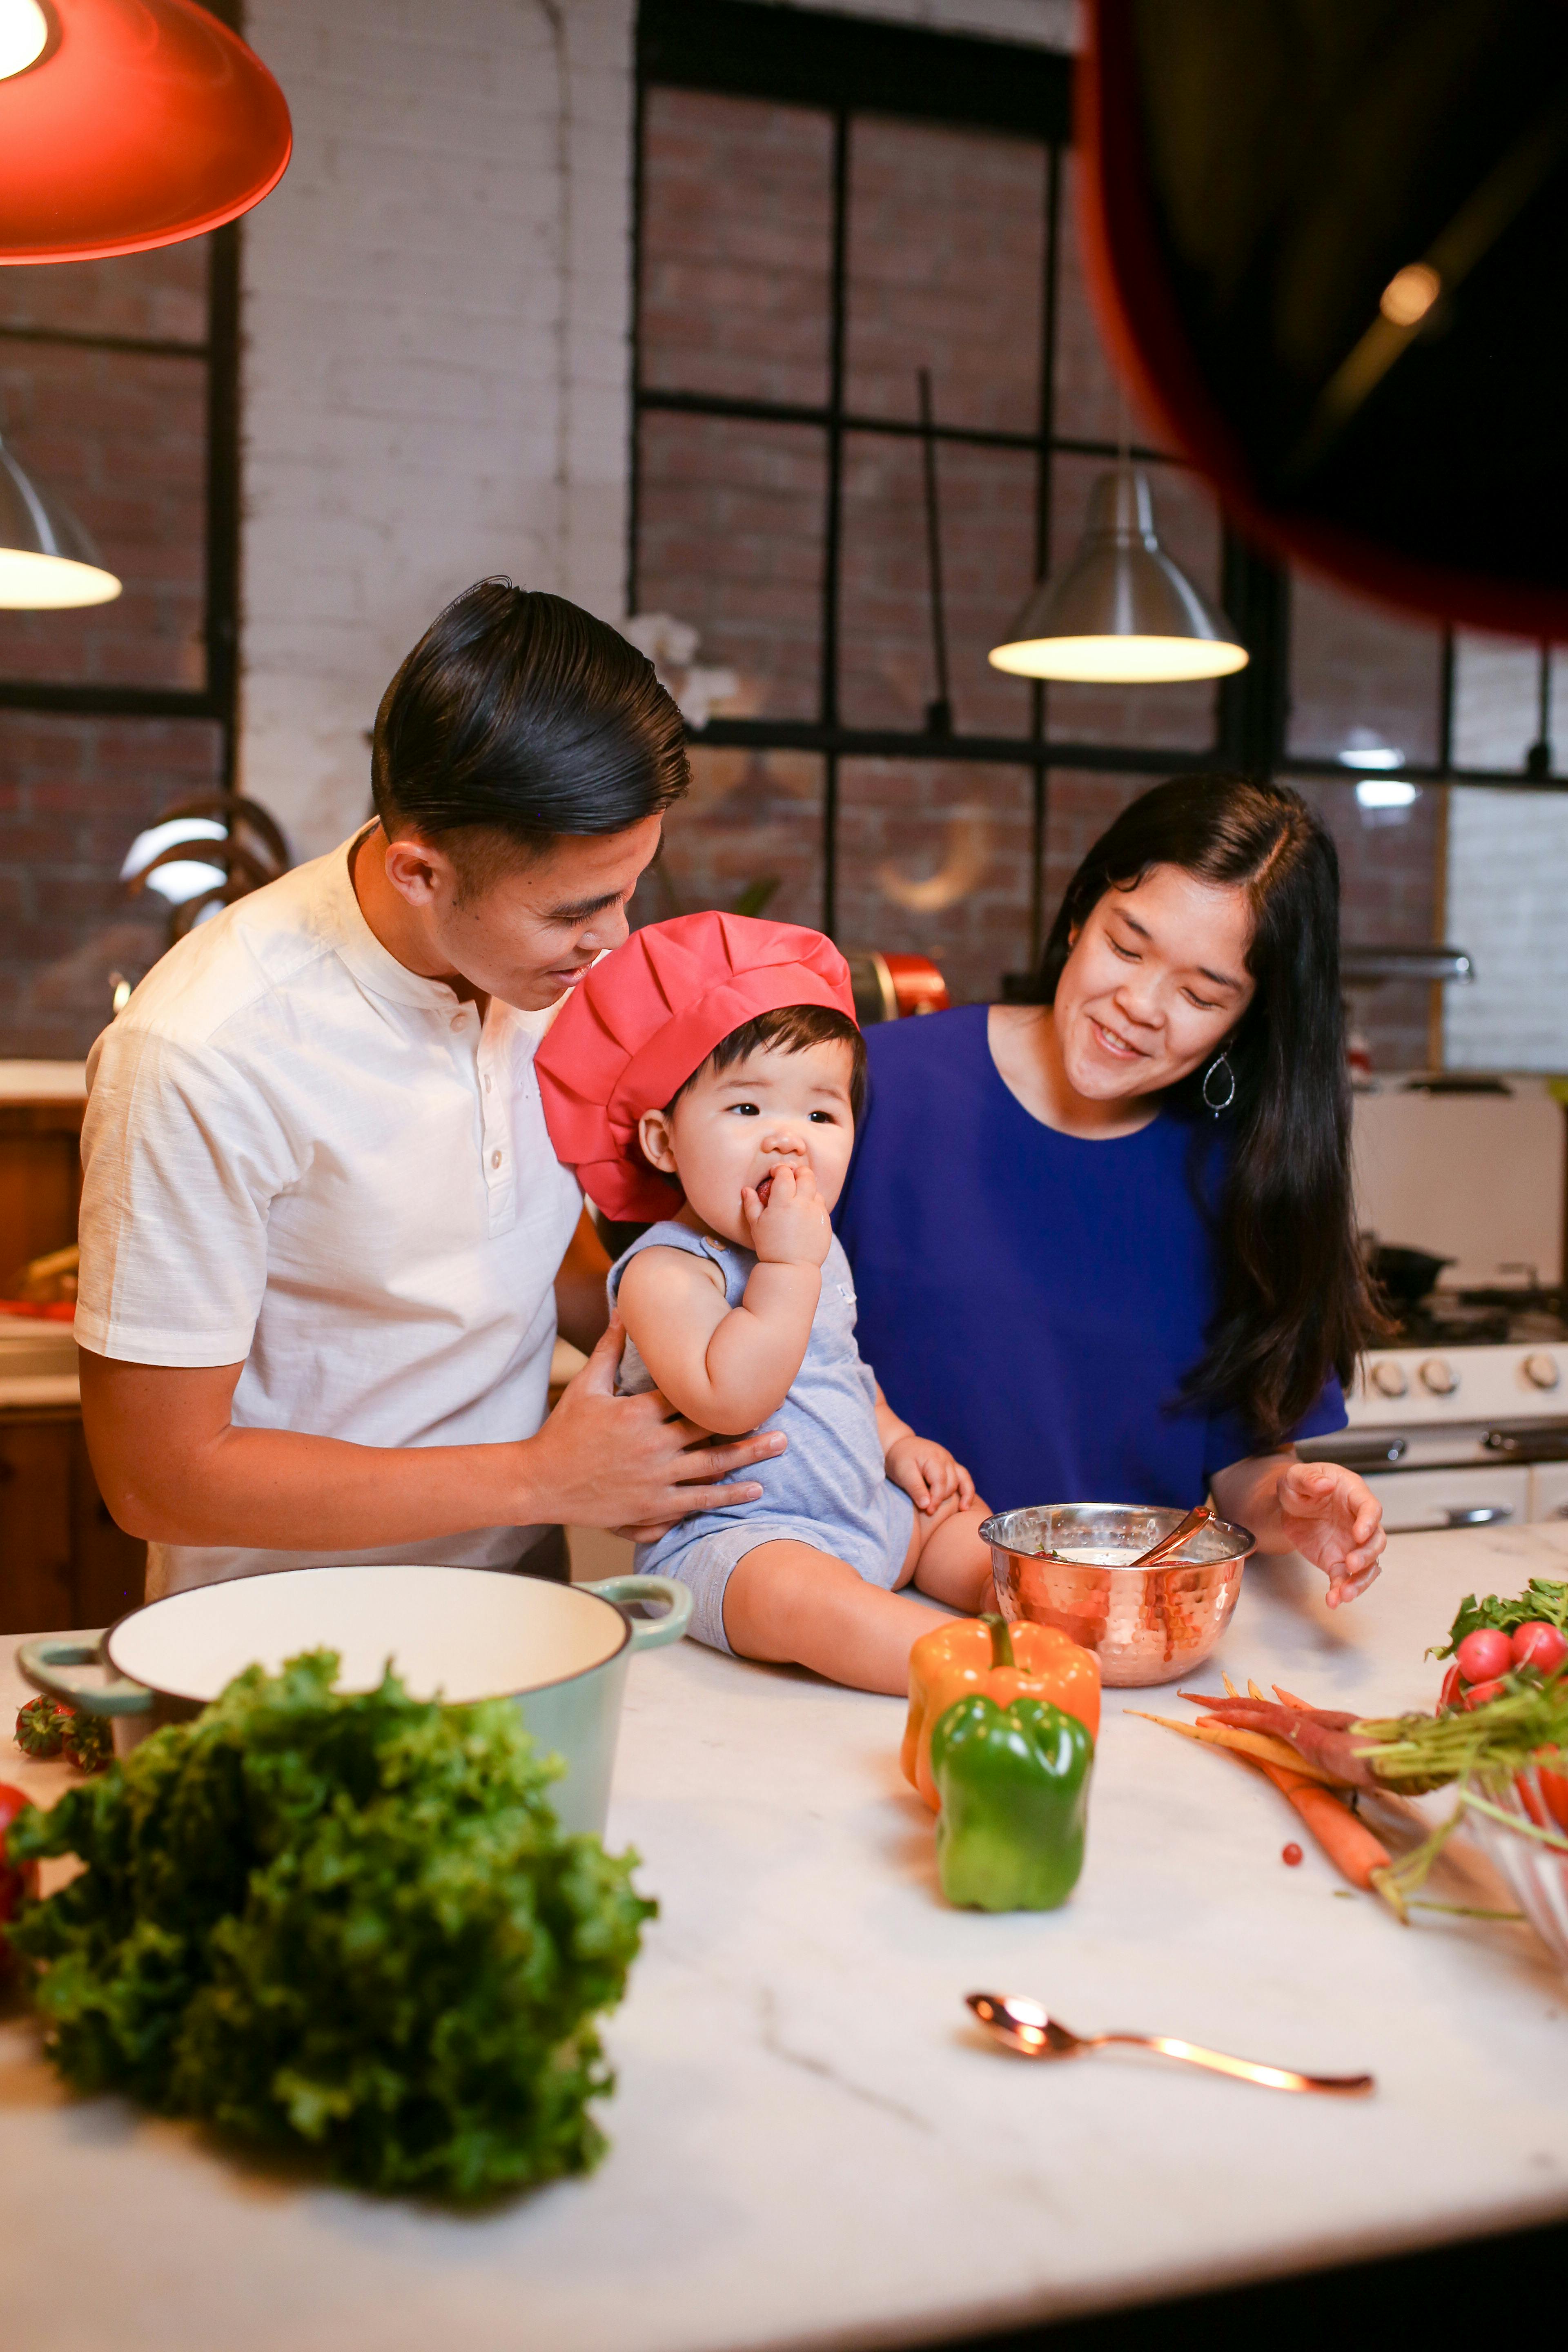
[1511,1621,1568,1675]
[1282,1842,1303,1866]
[1456,1628,1514,1683]
[0,1782,38,1973]
[1463,1676,1508,1709]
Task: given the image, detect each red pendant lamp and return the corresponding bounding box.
[0,0,291,265]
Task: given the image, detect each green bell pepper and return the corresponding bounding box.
[929,1688,1094,1911]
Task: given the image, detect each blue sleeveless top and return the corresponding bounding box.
[608,1221,915,1584]
[833,1005,1345,1515]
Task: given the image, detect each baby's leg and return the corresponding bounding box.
[904,1494,995,1615]
[723,1540,947,1696]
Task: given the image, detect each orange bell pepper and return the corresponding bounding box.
[903,1612,1100,1812]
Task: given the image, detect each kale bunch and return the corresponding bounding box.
[8,1650,653,2200]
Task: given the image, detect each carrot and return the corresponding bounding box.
[1272,1684,1316,1711]
[1258,1762,1391,1891]
[1130,1712,1344,1785]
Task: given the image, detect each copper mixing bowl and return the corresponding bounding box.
[981,1503,1256,1688]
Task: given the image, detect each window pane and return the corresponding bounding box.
[0,712,225,1058]
[636,748,823,935]
[844,116,1046,436]
[1445,787,1568,1070]
[1287,572,1443,769]
[636,412,825,721]
[1040,769,1148,921]
[1450,632,1568,775]
[0,342,209,690]
[835,759,1033,1003]
[840,431,1035,736]
[1296,774,1444,1075]
[0,240,208,342]
[639,88,833,407]
[1043,455,1222,751]
[1051,158,1125,447]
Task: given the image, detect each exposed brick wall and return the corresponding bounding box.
[0,241,216,1056]
[0,716,223,1056]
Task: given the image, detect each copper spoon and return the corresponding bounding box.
[1127,1501,1214,1568]
[967,1993,1373,2097]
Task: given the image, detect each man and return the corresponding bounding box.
[77,579,783,1596]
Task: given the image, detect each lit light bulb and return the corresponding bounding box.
[988,633,1249,684]
[0,0,47,80]
[1379,263,1441,329]
[0,548,121,608]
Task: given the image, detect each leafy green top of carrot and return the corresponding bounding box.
[1354,1668,1568,1787]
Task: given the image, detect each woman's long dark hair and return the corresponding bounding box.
[1034,774,1382,1447]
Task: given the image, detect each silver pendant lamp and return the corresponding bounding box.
[0,432,121,608]
[988,464,1247,684]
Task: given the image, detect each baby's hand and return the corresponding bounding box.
[742,1160,832,1267]
[886,1432,974,1514]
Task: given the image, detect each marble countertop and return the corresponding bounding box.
[4,1524,1568,2352]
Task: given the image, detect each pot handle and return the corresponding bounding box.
[17,1636,153,1717]
[579,1575,692,1651]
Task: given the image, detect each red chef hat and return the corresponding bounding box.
[535,911,858,1220]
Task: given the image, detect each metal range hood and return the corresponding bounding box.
[1341,946,1474,987]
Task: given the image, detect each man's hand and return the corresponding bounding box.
[1275,1460,1385,1607]
[885,1431,974,1514]
[742,1160,832,1267]
[530,1317,785,1534]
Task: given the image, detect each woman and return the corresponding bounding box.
[835,774,1386,1608]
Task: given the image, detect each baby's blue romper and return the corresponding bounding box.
[608,1221,916,1653]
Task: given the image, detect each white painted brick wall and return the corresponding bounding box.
[237,0,1071,862]
[239,0,637,858]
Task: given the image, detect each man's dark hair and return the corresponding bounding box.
[371,579,689,877]
[667,1006,867,1123]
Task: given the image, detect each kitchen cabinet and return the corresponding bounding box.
[0,1064,145,1628]
[0,1404,143,1634]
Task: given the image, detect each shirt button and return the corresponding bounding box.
[491,1150,503,1170]
[450,1013,465,1031]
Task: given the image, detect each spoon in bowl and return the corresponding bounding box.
[1127,1501,1213,1568]
[967,1993,1373,2096]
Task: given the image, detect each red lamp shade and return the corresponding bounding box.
[0,0,291,265]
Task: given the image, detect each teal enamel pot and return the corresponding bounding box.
[18,1563,689,1838]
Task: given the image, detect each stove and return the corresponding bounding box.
[1297,1285,1568,1533]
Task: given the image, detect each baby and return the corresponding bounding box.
[535,912,995,1694]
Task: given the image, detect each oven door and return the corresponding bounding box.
[1529,1462,1568,1523]
[1365,1464,1531,1534]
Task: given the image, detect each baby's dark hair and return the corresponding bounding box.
[666,1005,866,1121]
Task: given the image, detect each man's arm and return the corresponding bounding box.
[80,1325,784,1550]
[553,1207,612,1354]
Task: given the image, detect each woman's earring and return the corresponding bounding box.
[1201,1050,1236,1115]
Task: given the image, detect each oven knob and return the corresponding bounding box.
[1369,1359,1408,1399]
[1420,1358,1459,1396]
[1524,1351,1561,1391]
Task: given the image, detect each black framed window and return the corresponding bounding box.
[0,18,240,1058]
[631,0,1557,1021]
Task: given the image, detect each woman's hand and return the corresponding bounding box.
[886,1432,975,1515]
[1276,1461,1385,1607]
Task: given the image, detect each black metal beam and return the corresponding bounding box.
[0,324,208,360]
[638,0,1071,141]
[0,680,221,718]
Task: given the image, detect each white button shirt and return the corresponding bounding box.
[76,832,583,1597]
